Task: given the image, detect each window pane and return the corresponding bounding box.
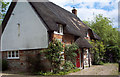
[16,51,18,57]
[8,52,11,57]
[12,51,15,57]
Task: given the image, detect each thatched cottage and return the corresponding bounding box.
[1,0,100,72]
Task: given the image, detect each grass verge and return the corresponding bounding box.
[35,69,80,76]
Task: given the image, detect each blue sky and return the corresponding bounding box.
[49,0,119,28]
[5,0,119,28]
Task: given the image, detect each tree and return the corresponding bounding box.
[84,14,119,46]
[105,46,120,63]
[84,14,120,63]
[89,40,105,65]
[0,1,9,24]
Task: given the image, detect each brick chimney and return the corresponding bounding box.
[72,7,77,15]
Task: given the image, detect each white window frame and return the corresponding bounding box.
[87,32,89,38]
[7,51,19,59]
[54,24,63,35]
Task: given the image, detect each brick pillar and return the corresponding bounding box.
[88,48,90,67]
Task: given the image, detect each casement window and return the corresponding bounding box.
[54,24,63,35]
[86,32,89,38]
[7,51,19,59]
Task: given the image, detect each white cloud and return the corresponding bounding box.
[49,0,119,28]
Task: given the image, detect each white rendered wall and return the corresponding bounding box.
[1,2,48,51]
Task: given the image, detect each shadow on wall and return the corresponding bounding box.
[26,52,52,73]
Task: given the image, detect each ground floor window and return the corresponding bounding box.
[7,51,19,59]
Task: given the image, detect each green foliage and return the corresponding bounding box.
[36,68,80,76]
[84,14,119,46]
[62,61,75,72]
[43,39,64,73]
[2,59,8,71]
[83,20,91,27]
[98,61,104,65]
[0,1,9,19]
[105,46,120,63]
[84,14,120,64]
[89,40,105,65]
[64,43,79,64]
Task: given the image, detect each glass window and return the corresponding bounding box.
[12,51,15,57]
[54,24,63,35]
[7,51,19,59]
[8,52,11,57]
[59,25,63,34]
[16,51,18,57]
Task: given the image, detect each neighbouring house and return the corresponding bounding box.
[0,0,100,72]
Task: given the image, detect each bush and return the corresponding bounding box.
[89,40,105,65]
[98,61,104,65]
[43,39,64,73]
[64,43,79,64]
[62,61,75,72]
[36,68,80,76]
[2,59,8,71]
[105,45,120,63]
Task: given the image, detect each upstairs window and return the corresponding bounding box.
[7,51,19,59]
[58,24,63,34]
[54,24,63,35]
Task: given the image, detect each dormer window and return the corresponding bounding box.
[85,31,90,40]
[58,24,63,34]
[86,32,89,37]
[54,24,63,35]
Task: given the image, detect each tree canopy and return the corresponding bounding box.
[0,1,9,24]
[83,14,119,46]
[83,14,120,63]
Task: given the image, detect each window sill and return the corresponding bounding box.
[7,57,20,59]
[54,31,63,35]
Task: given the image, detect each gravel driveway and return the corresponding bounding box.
[1,63,119,76]
[68,63,119,75]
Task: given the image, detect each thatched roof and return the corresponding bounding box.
[75,37,92,48]
[29,2,86,37]
[1,1,100,48]
[88,29,101,40]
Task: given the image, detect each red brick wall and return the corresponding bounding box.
[2,49,51,72]
[52,33,63,40]
[62,34,74,44]
[52,33,74,44]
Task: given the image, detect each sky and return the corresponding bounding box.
[4,0,119,28]
[48,0,119,28]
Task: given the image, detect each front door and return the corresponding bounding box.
[76,52,80,68]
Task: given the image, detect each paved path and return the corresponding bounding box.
[68,63,118,75]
